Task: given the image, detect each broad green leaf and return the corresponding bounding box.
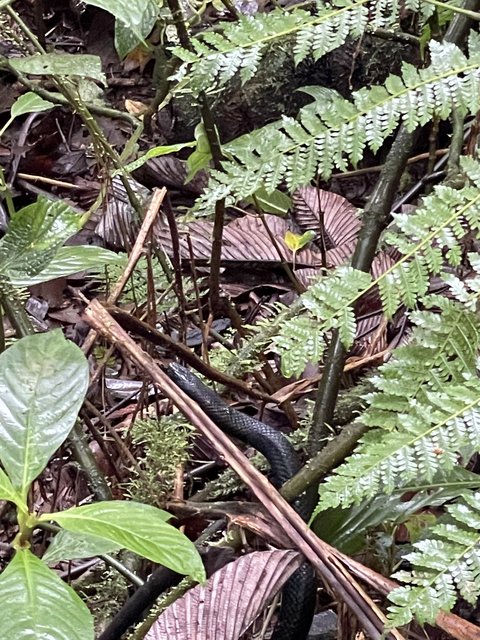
[298,230,316,248]
[0,549,93,640]
[248,187,291,216]
[312,492,439,555]
[10,54,106,85]
[11,92,55,118]
[0,331,89,494]
[44,530,122,563]
[75,77,104,103]
[186,123,211,182]
[0,93,57,136]
[0,467,23,507]
[46,501,206,582]
[115,7,157,60]
[115,21,144,60]
[0,197,81,277]
[114,140,196,175]
[8,245,121,286]
[84,0,158,45]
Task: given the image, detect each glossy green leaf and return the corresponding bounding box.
[298,230,316,248]
[44,530,122,563]
[0,549,93,639]
[0,197,81,278]
[0,467,23,507]
[8,245,121,286]
[186,123,211,182]
[0,331,89,494]
[84,0,158,46]
[115,21,143,60]
[0,93,57,136]
[116,140,196,175]
[10,54,106,85]
[312,473,479,555]
[11,92,55,118]
[46,501,206,582]
[247,187,291,216]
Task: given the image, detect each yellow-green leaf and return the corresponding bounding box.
[284,230,301,252]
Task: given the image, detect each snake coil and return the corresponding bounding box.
[166,363,316,640]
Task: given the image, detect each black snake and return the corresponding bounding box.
[166,363,316,640]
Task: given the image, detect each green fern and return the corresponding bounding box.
[223,266,370,379]
[366,304,480,427]
[172,0,410,96]
[377,157,480,315]
[316,379,480,509]
[443,252,480,308]
[313,300,480,512]
[271,266,371,376]
[387,492,480,626]
[194,34,480,210]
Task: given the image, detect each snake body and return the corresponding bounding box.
[166,363,316,640]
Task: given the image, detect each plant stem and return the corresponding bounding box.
[164,0,226,314]
[282,422,368,502]
[425,0,480,20]
[0,286,35,338]
[308,125,415,457]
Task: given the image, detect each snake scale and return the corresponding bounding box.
[166,363,316,640]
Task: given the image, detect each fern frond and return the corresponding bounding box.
[314,302,480,510]
[271,266,371,376]
[224,267,370,377]
[364,304,480,428]
[387,492,480,626]
[271,314,326,379]
[376,159,480,316]
[196,35,480,208]
[173,1,401,95]
[404,0,434,21]
[317,381,480,510]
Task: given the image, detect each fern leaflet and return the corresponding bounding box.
[172,0,405,95]
[271,266,371,376]
[314,302,480,512]
[387,492,480,626]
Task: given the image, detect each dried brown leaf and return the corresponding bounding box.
[155,214,321,267]
[292,187,360,249]
[146,550,304,640]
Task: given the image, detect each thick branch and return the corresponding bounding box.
[308,124,415,455]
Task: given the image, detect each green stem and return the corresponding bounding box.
[281,422,368,502]
[447,108,465,176]
[68,422,113,501]
[0,287,35,337]
[425,0,480,20]
[0,166,16,217]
